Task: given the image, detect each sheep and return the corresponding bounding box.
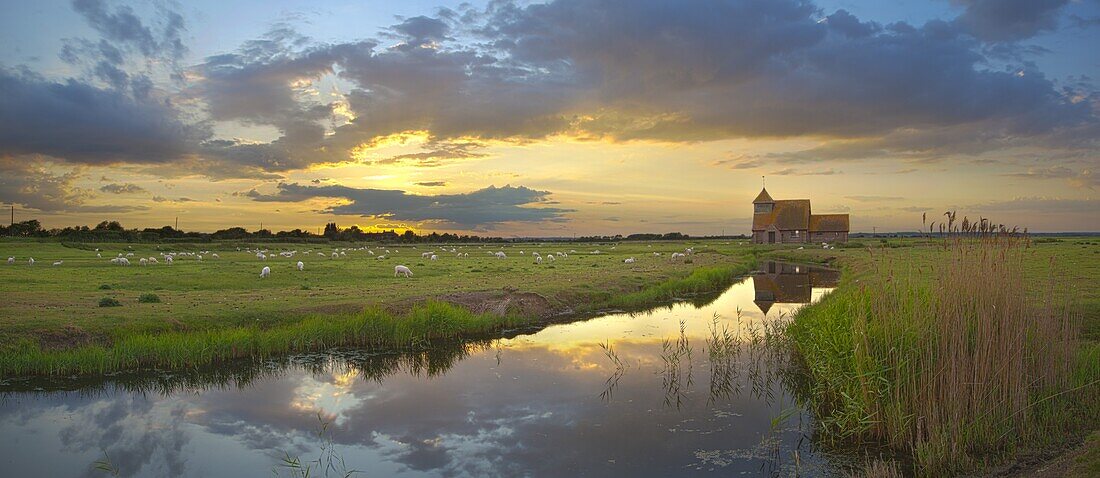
[257,252,266,260]
[340,251,346,257]
[6,257,13,265]
[653,252,662,256]
[368,250,374,255]
[670,252,685,261]
[212,253,220,259]
[126,253,134,257]
[53,260,63,266]
[96,253,101,258]
[624,257,635,264]
[494,251,507,259]
[535,256,543,264]
[331,252,338,259]
[260,266,271,278]
[685,247,694,255]
[421,251,434,258]
[197,255,203,261]
[117,253,123,258]
[430,254,438,261]
[140,258,148,266]
[376,255,387,260]
[548,255,556,262]
[296,261,304,271]
[149,257,158,264]
[797,246,804,250]
[118,258,130,266]
[394,265,413,278]
[165,256,174,265]
[28,257,35,265]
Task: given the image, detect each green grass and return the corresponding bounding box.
[0,301,534,376]
[137,293,161,303]
[0,239,758,376]
[776,235,1100,476]
[98,297,121,307]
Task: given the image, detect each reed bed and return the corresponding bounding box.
[785,215,1099,475]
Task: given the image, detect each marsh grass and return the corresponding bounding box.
[137,293,160,303]
[785,216,1099,475]
[607,263,753,310]
[97,297,121,307]
[0,301,532,377]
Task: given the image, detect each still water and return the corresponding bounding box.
[0,262,846,477]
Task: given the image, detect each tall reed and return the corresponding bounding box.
[786,216,1097,475]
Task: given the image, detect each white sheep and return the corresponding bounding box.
[340,251,346,257]
[6,257,13,265]
[165,256,174,265]
[495,251,507,259]
[376,255,387,260]
[394,265,413,278]
[212,253,220,259]
[670,252,685,261]
[624,257,635,264]
[96,253,101,258]
[548,255,556,262]
[197,255,203,261]
[126,253,134,257]
[28,257,35,265]
[149,257,158,263]
[140,258,148,266]
[52,260,63,266]
[260,266,271,278]
[331,252,338,259]
[119,257,130,266]
[430,254,438,261]
[421,251,434,258]
[535,256,543,264]
[368,250,374,255]
[296,261,304,271]
[257,252,266,260]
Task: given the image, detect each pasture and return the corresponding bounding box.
[0,239,758,373]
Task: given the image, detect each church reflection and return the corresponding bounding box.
[752,261,840,316]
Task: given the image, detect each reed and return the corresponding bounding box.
[785,216,1099,475]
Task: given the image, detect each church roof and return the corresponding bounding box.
[753,187,774,203]
[753,199,810,231]
[809,214,850,232]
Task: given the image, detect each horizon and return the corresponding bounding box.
[2,1,1099,234]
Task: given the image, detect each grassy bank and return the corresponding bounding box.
[0,244,755,377]
[780,234,1100,475]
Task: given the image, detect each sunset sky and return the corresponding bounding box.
[1,0,1098,235]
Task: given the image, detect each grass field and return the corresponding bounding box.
[0,239,759,375]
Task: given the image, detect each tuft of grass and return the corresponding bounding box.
[137,293,160,303]
[784,223,1099,475]
[98,284,112,290]
[98,297,121,308]
[606,263,754,310]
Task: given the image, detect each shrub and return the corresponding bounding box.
[98,284,112,290]
[98,297,121,307]
[138,293,160,303]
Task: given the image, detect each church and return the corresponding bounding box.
[752,186,849,244]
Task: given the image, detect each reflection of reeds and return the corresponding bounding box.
[598,340,626,402]
[660,320,694,409]
[274,413,363,478]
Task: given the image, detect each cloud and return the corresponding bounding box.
[414,181,447,187]
[971,197,1100,214]
[0,68,203,165]
[99,183,146,194]
[248,183,571,227]
[1004,166,1097,189]
[0,156,148,213]
[772,168,842,176]
[152,196,196,203]
[845,195,905,202]
[951,0,1070,42]
[71,0,187,62]
[376,140,488,167]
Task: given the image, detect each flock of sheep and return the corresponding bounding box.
[4,244,704,280]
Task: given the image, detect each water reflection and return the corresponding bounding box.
[753,261,840,317]
[0,263,845,477]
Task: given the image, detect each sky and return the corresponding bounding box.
[0,0,1098,235]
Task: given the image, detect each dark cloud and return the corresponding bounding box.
[377,141,488,167]
[0,68,203,165]
[414,181,448,187]
[249,183,571,227]
[388,16,452,46]
[152,196,195,203]
[951,0,1070,42]
[99,182,146,194]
